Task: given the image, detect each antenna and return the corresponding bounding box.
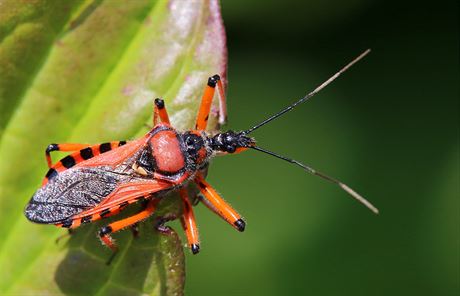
[243,49,371,135]
[250,145,379,214]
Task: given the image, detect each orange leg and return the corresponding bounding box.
[55,198,135,230]
[153,98,170,125]
[98,198,159,264]
[215,78,227,126]
[179,188,200,254]
[195,74,227,130]
[194,175,245,232]
[45,143,90,168]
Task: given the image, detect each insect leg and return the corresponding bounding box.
[54,200,135,232]
[55,229,73,244]
[195,74,226,130]
[98,198,159,265]
[194,175,245,232]
[179,188,200,254]
[130,223,140,238]
[154,213,176,233]
[215,76,227,126]
[45,141,128,172]
[45,143,90,168]
[153,98,170,125]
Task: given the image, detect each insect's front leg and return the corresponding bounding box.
[153,98,171,125]
[195,74,227,130]
[194,174,246,232]
[98,198,159,265]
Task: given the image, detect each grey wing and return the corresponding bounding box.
[24,167,124,224]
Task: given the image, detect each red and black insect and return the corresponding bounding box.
[25,50,378,262]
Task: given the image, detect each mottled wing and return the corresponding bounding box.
[25,167,124,224]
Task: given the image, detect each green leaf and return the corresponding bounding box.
[0,0,82,138]
[0,0,226,295]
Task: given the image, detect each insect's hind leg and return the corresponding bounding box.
[195,74,227,130]
[179,188,200,254]
[45,143,90,168]
[98,198,160,265]
[194,175,246,232]
[153,98,170,125]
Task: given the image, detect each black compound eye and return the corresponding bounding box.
[188,147,197,155]
[226,145,236,153]
[183,132,204,160]
[186,137,195,146]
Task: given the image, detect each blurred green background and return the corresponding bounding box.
[181,1,459,295]
[0,0,457,295]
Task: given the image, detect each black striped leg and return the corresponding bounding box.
[45,143,90,168]
[98,198,159,265]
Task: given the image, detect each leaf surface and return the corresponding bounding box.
[0,0,226,295]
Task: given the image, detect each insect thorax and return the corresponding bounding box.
[139,128,212,179]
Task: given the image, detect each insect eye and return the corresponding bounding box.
[187,146,197,155]
[226,145,236,153]
[186,137,195,146]
[183,132,205,161]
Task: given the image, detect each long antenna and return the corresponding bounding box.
[250,145,379,214]
[243,49,371,135]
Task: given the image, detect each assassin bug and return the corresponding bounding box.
[25,49,378,262]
